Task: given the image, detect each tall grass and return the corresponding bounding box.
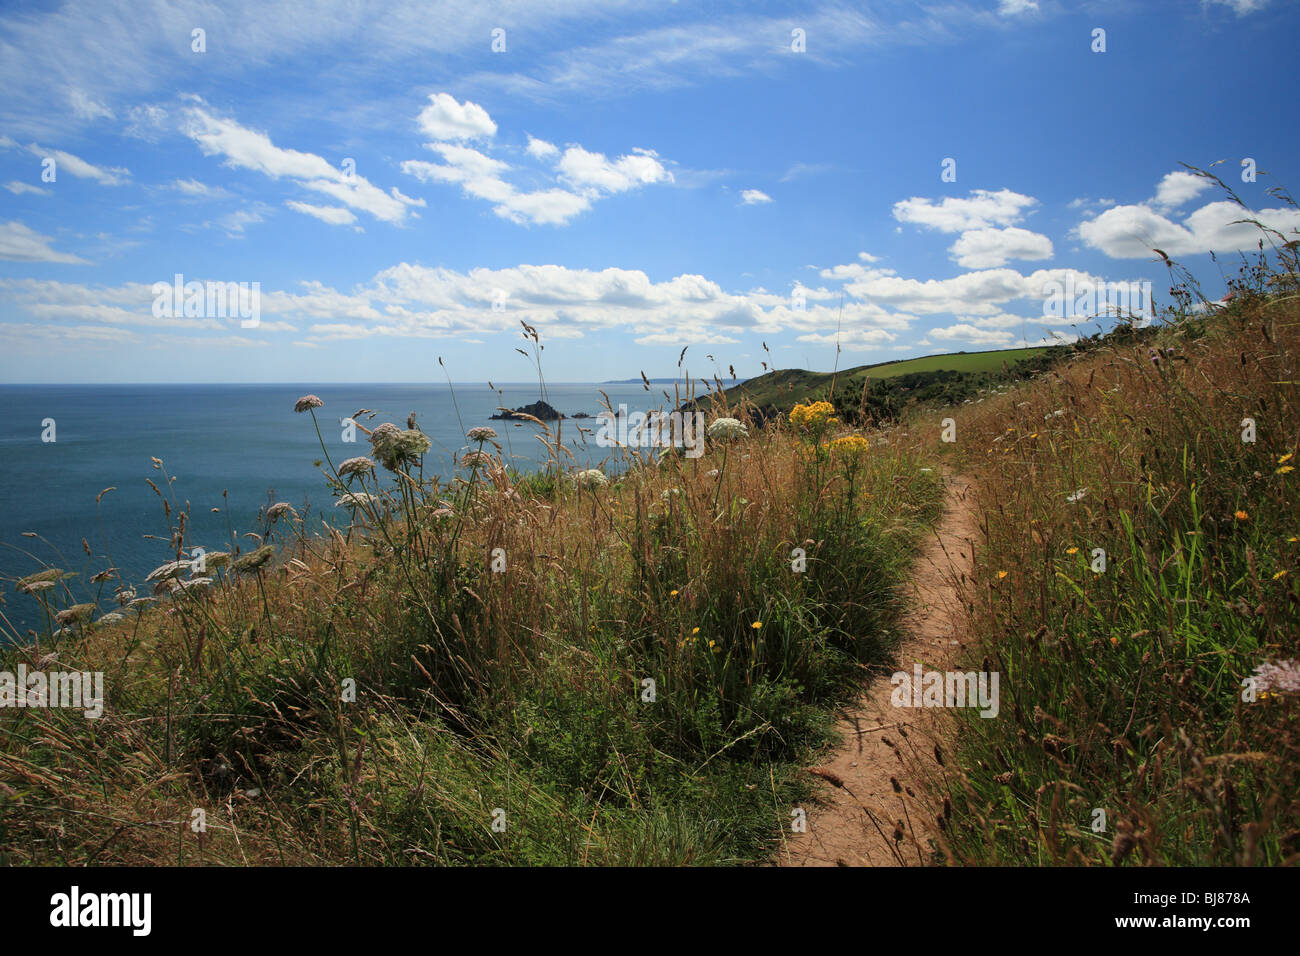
[0,366,942,865]
[933,226,1300,865]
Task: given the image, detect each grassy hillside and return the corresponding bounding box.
[717,346,1055,412]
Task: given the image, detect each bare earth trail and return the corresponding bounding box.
[778,473,978,867]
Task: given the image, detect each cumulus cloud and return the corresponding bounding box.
[740,189,773,205]
[928,323,1016,346]
[893,188,1038,233]
[416,92,497,141]
[949,226,1053,268]
[1077,199,1300,259]
[1153,171,1211,211]
[400,94,673,226]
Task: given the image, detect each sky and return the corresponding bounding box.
[0,0,1297,384]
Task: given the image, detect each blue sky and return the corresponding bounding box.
[0,0,1297,384]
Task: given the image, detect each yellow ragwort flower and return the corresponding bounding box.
[1066,547,1079,555]
[751,621,763,630]
[1235,510,1249,521]
[997,570,1009,580]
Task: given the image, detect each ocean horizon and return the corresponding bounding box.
[0,381,694,637]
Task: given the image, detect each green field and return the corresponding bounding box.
[717,346,1053,410]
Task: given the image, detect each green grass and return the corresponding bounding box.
[718,346,1054,411]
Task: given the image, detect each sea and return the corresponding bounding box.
[0,382,691,638]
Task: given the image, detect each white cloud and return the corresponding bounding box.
[949,226,1053,268]
[894,188,1038,232]
[0,221,86,263]
[1153,171,1211,210]
[1077,199,1300,259]
[67,89,113,122]
[22,144,129,185]
[526,135,559,159]
[1206,0,1269,15]
[416,92,497,141]
[740,189,773,205]
[998,0,1039,14]
[401,98,672,226]
[928,323,1017,346]
[4,181,49,196]
[557,145,673,195]
[286,201,358,226]
[182,101,424,224]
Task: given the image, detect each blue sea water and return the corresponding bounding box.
[0,382,681,637]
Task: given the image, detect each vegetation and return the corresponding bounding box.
[927,228,1300,864]
[0,364,943,865]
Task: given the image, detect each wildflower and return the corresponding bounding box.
[670,589,679,597]
[171,577,213,594]
[997,571,1009,580]
[200,552,231,570]
[16,568,65,593]
[1280,452,1295,464]
[1277,465,1295,475]
[233,546,274,573]
[789,401,836,431]
[1066,488,1088,503]
[707,417,749,441]
[691,627,700,635]
[829,434,871,457]
[1110,636,1119,646]
[145,560,191,582]
[294,394,324,413]
[338,456,375,477]
[1252,659,1300,695]
[266,502,296,522]
[336,492,378,509]
[660,487,683,501]
[467,426,498,442]
[430,507,454,518]
[1272,570,1288,580]
[95,612,124,625]
[574,468,609,490]
[1066,547,1079,555]
[1235,510,1249,522]
[460,450,495,469]
[370,427,431,471]
[751,621,762,630]
[55,603,95,625]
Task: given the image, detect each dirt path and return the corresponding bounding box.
[777,473,978,867]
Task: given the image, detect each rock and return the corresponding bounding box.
[491,400,566,421]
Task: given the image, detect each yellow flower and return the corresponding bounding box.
[1030,433,1039,439]
[1290,536,1299,543]
[1235,510,1249,522]
[1066,547,1079,555]
[1277,465,1295,475]
[829,434,871,457]
[1273,570,1288,580]
[751,621,763,629]
[691,626,700,634]
[670,589,679,596]
[790,400,837,431]
[996,570,1009,580]
[1280,452,1294,464]
[1110,636,1119,646]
